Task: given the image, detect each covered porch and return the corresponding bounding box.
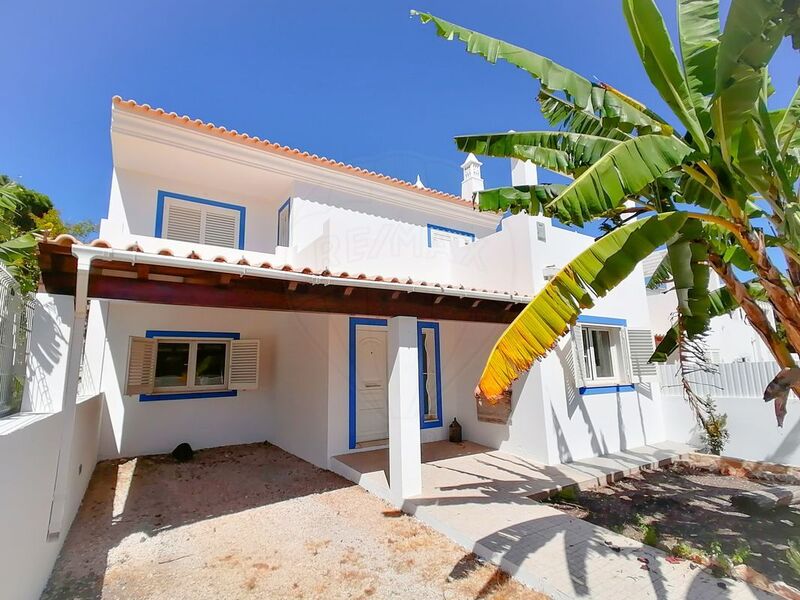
[35,237,525,524]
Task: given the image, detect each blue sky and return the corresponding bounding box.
[1,1,797,227]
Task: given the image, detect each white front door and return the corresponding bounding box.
[355,326,389,444]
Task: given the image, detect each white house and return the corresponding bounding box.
[24,96,668,521]
[642,250,775,363]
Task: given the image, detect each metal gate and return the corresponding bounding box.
[0,266,33,417]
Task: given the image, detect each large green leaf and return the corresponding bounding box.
[623,0,709,154]
[712,0,792,159]
[477,212,688,399]
[543,135,693,226]
[777,85,800,153]
[476,184,567,215]
[411,10,670,135]
[650,281,768,361]
[646,253,673,289]
[678,0,720,100]
[455,131,621,177]
[538,90,630,141]
[667,221,710,337]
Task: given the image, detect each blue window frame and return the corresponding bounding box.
[426,223,475,247]
[347,317,444,449]
[575,315,634,395]
[154,190,247,250]
[277,198,291,247]
[140,330,240,402]
[418,321,444,429]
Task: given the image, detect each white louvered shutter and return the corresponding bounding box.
[627,329,658,382]
[163,198,240,248]
[229,339,260,390]
[125,337,156,395]
[164,201,203,244]
[203,209,239,248]
[570,325,586,388]
[618,328,633,385]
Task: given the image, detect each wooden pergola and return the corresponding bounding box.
[38,240,527,324]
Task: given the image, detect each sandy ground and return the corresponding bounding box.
[548,464,800,586]
[43,443,548,600]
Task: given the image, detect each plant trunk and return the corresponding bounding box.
[709,252,800,425]
[740,230,800,354]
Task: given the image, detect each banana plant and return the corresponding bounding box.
[413,0,800,426]
[0,180,39,292]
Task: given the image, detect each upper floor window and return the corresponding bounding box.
[156,191,246,250]
[427,224,475,249]
[277,199,291,247]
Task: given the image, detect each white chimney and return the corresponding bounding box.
[460,153,484,200]
[511,158,538,187]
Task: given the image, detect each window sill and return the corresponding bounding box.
[579,384,635,396]
[140,390,238,402]
[421,418,443,429]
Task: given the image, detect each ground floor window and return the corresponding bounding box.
[418,322,443,428]
[153,339,229,392]
[572,317,631,391]
[125,331,260,400]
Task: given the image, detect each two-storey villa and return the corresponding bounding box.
[26,98,664,532]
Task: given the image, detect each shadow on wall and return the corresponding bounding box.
[553,340,659,463]
[24,298,67,413]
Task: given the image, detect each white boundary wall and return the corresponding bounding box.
[0,395,102,600]
[659,361,800,465]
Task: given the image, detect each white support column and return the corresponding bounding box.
[387,316,421,504]
[47,252,92,537]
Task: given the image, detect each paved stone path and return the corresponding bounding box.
[333,441,775,600]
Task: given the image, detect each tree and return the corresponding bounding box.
[0,176,96,292]
[0,180,40,293]
[0,174,53,230]
[412,0,800,428]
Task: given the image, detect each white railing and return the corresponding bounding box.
[0,266,34,417]
[657,361,781,399]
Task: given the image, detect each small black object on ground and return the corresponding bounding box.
[171,442,194,462]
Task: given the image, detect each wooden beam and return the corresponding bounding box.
[287,281,298,292]
[343,287,354,296]
[136,264,150,280]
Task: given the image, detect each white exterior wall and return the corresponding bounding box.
[0,395,102,600]
[22,294,75,413]
[92,302,330,467]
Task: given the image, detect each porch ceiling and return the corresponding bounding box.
[38,240,526,324]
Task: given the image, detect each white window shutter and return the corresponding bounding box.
[571,325,586,389]
[164,201,203,244]
[627,329,658,382]
[618,328,634,385]
[203,209,239,248]
[125,336,156,395]
[229,339,260,390]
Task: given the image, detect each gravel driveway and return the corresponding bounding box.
[44,443,547,599]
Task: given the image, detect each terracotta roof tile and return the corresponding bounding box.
[44,234,530,301]
[112,96,470,207]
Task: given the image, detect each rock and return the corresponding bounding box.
[731,486,800,512]
[171,442,194,462]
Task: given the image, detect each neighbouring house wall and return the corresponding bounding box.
[94,302,330,467]
[22,293,74,413]
[0,394,102,600]
[660,361,800,465]
[663,392,800,465]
